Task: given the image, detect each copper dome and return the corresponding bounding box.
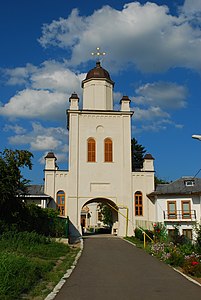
[82,62,114,87]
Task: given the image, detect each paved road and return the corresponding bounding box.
[55,236,200,300]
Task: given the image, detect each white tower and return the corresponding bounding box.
[67,60,134,236]
[44,58,155,240]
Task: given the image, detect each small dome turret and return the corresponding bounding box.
[82,61,114,88]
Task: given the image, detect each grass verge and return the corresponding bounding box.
[0,231,80,300]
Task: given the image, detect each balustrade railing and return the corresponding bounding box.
[163,210,196,220]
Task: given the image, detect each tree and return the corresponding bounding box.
[131,138,146,171]
[155,176,169,187]
[98,203,113,227]
[0,149,33,223]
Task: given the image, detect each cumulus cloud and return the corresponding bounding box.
[38,2,201,72]
[3,124,27,134]
[30,135,62,150]
[3,63,37,86]
[9,134,33,145]
[131,81,187,131]
[0,89,68,120]
[132,119,184,133]
[0,60,85,120]
[181,0,201,17]
[134,82,188,109]
[30,60,85,93]
[8,121,68,152]
[134,106,170,121]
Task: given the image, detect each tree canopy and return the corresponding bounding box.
[0,149,33,222]
[98,203,113,227]
[131,138,146,171]
[154,176,169,186]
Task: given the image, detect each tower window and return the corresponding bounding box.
[57,190,65,216]
[87,138,96,162]
[104,138,113,162]
[135,191,143,216]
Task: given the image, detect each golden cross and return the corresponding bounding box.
[91,47,106,60]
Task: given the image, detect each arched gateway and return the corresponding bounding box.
[80,198,119,235]
[44,60,155,240]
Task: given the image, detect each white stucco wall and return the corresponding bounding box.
[155,195,200,237]
[132,170,155,229]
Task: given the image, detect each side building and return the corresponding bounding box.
[148,177,201,240]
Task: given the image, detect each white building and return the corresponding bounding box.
[44,61,155,239]
[148,177,201,240]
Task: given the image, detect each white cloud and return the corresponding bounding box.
[132,118,183,133]
[8,122,68,152]
[38,2,201,72]
[181,0,201,17]
[3,124,27,134]
[134,106,170,121]
[3,63,37,85]
[32,122,67,139]
[30,60,85,93]
[134,82,187,109]
[39,9,87,49]
[0,60,85,120]
[0,89,67,120]
[8,134,32,145]
[30,135,62,150]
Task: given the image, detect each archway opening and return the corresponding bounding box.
[80,198,118,236]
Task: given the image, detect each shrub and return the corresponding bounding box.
[183,254,201,277]
[194,224,201,253]
[166,249,184,267]
[134,227,153,242]
[0,204,67,237]
[134,227,144,241]
[153,222,167,242]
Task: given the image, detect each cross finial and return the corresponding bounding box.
[91,47,106,61]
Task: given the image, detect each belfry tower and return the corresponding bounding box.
[44,56,155,238]
[67,60,134,236]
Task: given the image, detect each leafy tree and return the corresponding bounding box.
[131,138,146,171]
[155,176,169,187]
[98,203,113,227]
[0,149,33,223]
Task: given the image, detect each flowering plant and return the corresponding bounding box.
[183,254,201,277]
[153,222,167,242]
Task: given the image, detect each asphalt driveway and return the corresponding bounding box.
[54,236,200,300]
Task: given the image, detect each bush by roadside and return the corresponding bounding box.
[0,204,67,237]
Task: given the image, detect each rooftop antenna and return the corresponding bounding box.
[91,47,106,63]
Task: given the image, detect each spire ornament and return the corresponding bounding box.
[91,47,106,62]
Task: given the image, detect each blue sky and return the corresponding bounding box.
[0,0,201,184]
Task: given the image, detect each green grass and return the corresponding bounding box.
[0,231,79,300]
[124,236,145,249]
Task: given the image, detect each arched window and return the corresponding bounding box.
[104,138,113,162]
[57,190,65,216]
[135,191,143,216]
[87,138,96,162]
